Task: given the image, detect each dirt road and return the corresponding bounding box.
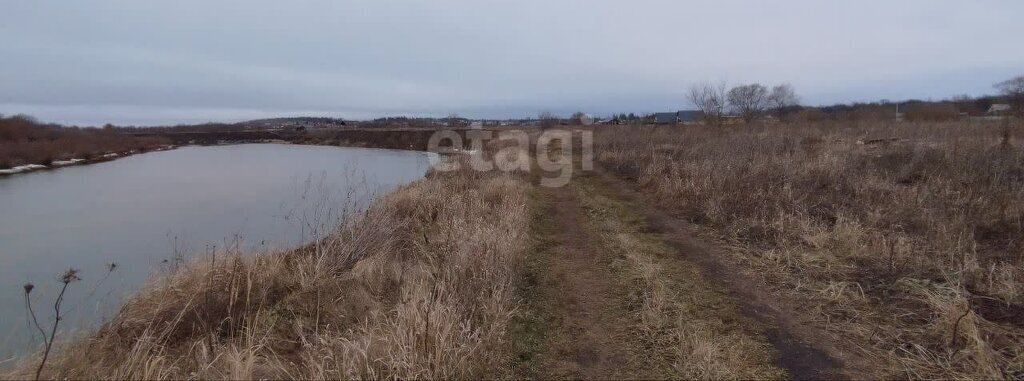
[511,184,649,379]
[509,170,853,380]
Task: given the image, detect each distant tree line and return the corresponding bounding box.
[0,114,169,169]
[680,74,1024,125]
[685,81,799,125]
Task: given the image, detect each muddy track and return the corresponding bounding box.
[591,169,871,380]
[511,166,871,379]
[516,186,650,379]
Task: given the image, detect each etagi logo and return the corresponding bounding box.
[427,128,593,188]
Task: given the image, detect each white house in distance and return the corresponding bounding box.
[988,104,1012,116]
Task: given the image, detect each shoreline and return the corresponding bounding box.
[0,130,461,178]
[3,152,529,379]
[0,141,441,372]
[0,145,178,177]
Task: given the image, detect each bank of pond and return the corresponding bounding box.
[0,143,436,362]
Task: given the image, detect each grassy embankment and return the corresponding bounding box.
[0,115,170,170]
[595,120,1024,378]
[7,156,530,379]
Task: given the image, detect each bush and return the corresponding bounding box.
[0,115,170,168]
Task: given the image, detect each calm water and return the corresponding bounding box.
[0,144,435,362]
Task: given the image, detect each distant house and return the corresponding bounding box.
[654,112,678,124]
[677,110,705,124]
[988,104,1012,116]
[654,110,705,124]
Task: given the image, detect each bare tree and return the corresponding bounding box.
[570,111,585,126]
[538,111,558,129]
[995,75,1024,117]
[767,84,800,117]
[727,83,769,122]
[570,111,594,126]
[688,81,728,126]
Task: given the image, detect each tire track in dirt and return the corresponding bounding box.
[511,165,865,379]
[511,186,651,380]
[590,169,869,380]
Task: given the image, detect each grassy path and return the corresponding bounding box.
[510,181,649,379]
[509,170,840,379]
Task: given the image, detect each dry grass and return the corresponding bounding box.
[5,163,529,380]
[11,120,1022,379]
[594,120,1024,379]
[574,180,784,380]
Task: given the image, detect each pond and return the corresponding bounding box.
[0,144,436,363]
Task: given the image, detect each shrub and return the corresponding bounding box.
[0,115,170,168]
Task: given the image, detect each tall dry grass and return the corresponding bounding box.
[6,164,529,380]
[594,120,1024,378]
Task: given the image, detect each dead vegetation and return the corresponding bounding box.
[9,118,1024,379]
[509,136,788,380]
[594,120,1024,379]
[5,161,529,380]
[573,179,785,379]
[0,115,169,169]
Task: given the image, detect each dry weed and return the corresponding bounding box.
[595,120,1024,378]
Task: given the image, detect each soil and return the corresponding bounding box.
[515,185,652,379]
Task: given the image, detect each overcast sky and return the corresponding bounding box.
[2,0,1022,126]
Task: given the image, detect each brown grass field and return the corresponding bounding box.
[595,120,1024,379]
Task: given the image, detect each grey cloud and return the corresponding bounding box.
[2,0,1022,125]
